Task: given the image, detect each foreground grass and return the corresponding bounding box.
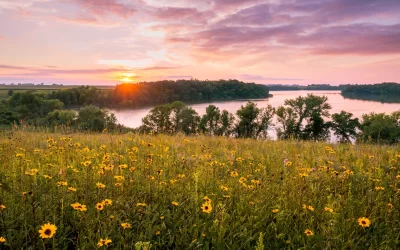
[0,131,400,249]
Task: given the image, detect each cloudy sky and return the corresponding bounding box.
[0,0,399,85]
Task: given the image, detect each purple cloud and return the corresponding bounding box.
[164,0,400,57]
[150,6,214,23]
[193,25,300,51]
[215,4,291,26]
[281,23,400,55]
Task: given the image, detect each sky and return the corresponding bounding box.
[0,0,400,85]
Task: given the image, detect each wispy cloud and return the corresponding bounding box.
[240,74,304,81]
[166,75,193,79]
[69,0,136,19]
[0,64,129,75]
[142,66,182,71]
[0,65,31,70]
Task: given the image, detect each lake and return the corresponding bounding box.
[111,90,400,133]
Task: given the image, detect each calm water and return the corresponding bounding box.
[111,90,400,129]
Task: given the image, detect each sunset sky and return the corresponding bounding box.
[0,0,399,85]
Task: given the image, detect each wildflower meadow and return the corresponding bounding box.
[0,131,400,249]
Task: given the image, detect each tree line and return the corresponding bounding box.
[139,94,400,144]
[45,79,270,108]
[341,82,400,103]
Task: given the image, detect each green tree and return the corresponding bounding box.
[77,105,117,132]
[170,101,186,133]
[141,102,200,135]
[276,94,331,140]
[236,102,275,139]
[179,107,200,135]
[45,110,77,127]
[360,112,400,144]
[275,106,297,139]
[0,103,19,126]
[217,110,235,136]
[199,105,221,135]
[141,104,173,134]
[199,105,235,136]
[329,111,360,143]
[304,111,331,141]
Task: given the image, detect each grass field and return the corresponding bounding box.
[0,131,400,249]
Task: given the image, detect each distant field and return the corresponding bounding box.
[0,85,114,99]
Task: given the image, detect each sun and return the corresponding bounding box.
[119,73,136,83]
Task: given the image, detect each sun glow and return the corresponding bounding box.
[118,73,136,83]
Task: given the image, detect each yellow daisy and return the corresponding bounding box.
[38,223,57,239]
[358,217,371,228]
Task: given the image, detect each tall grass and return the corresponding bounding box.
[0,131,399,249]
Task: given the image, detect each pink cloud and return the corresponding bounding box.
[55,15,119,27]
[70,0,136,19]
[165,37,192,43]
[210,0,262,10]
[166,75,193,79]
[141,66,181,71]
[0,64,129,75]
[239,74,304,81]
[150,6,214,24]
[215,3,292,26]
[0,65,30,70]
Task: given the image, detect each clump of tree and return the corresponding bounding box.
[140,101,200,135]
[139,97,365,142]
[140,101,274,139]
[44,110,76,127]
[199,105,235,136]
[235,102,275,139]
[359,111,400,144]
[0,103,19,126]
[77,105,118,132]
[328,111,360,143]
[0,91,123,132]
[1,91,64,125]
[275,94,332,140]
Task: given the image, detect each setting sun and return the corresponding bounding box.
[119,73,136,83]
